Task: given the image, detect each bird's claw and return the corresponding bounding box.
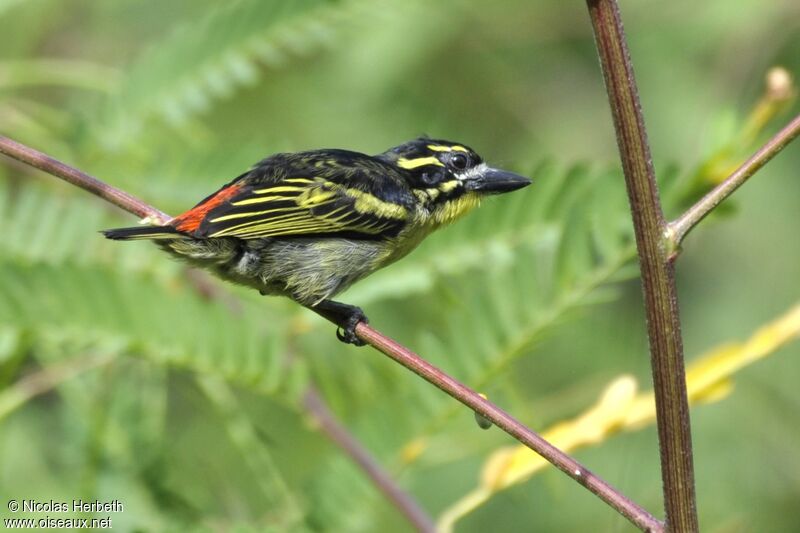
[311,299,369,346]
[335,309,367,346]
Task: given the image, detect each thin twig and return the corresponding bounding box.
[586,1,699,531]
[354,323,663,532]
[303,388,436,533]
[667,113,800,250]
[0,134,170,223]
[0,134,662,532]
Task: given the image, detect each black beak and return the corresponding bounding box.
[466,167,532,194]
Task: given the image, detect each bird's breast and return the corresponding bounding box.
[430,192,481,225]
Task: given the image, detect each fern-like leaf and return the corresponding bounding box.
[91,0,417,151]
[0,261,300,397]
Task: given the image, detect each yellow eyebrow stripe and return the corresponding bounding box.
[427,144,468,153]
[397,156,444,170]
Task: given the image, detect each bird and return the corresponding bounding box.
[103,137,531,344]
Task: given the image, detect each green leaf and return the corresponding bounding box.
[90,0,404,151]
[0,261,301,397]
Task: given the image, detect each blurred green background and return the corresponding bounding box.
[1,0,799,531]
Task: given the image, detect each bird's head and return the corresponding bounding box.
[378,137,531,224]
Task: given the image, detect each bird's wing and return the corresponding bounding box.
[171,175,409,240]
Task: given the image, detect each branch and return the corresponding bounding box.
[0,134,170,223]
[353,323,662,532]
[667,113,800,250]
[586,1,699,531]
[303,388,436,533]
[0,135,662,532]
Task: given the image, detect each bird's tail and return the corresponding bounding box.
[102,225,186,241]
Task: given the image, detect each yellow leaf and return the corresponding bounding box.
[438,303,800,531]
[400,437,428,465]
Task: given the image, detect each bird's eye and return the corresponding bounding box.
[450,153,468,170]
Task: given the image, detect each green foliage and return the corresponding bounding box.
[1,1,799,532]
[90,0,423,152]
[0,180,300,397]
[95,0,325,149]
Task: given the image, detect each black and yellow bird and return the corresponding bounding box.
[103,138,531,344]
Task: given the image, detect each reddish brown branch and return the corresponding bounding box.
[668,113,800,249]
[0,135,170,223]
[355,323,663,532]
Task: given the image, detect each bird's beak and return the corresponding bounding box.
[465,166,532,194]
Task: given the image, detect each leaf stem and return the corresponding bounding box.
[1,134,661,532]
[667,113,800,250]
[586,0,699,530]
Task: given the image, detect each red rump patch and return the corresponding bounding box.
[172,183,243,233]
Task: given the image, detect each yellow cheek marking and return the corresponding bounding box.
[413,188,442,203]
[438,180,459,193]
[426,144,469,153]
[397,156,444,170]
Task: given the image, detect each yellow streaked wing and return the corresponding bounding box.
[196,179,408,239]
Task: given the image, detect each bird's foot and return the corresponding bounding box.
[314,300,368,346]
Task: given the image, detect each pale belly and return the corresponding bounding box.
[222,233,426,305]
[162,218,434,306]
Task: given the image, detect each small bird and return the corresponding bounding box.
[103,138,531,344]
